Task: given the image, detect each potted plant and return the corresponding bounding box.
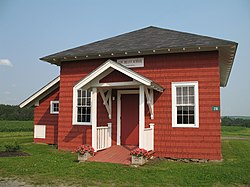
[130,148,148,165]
[75,144,95,162]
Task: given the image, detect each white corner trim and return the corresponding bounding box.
[139,85,145,148]
[20,76,60,108]
[91,87,97,150]
[172,81,199,128]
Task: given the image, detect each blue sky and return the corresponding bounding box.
[0,0,249,116]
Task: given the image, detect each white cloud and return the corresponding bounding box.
[0,59,13,67]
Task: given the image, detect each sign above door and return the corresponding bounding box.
[117,58,144,68]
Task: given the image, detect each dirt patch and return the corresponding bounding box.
[0,151,30,157]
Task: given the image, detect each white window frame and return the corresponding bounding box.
[72,89,92,125]
[172,81,199,128]
[50,101,59,114]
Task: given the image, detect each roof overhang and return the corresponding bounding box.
[19,76,60,108]
[41,44,237,87]
[74,59,164,92]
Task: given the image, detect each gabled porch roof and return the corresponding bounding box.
[74,59,164,92]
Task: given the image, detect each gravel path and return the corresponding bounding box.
[222,136,250,140]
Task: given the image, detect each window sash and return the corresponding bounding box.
[76,90,91,123]
[172,82,199,128]
[50,101,59,114]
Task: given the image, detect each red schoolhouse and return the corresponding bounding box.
[20,26,237,160]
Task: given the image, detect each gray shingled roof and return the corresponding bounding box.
[40,26,238,87]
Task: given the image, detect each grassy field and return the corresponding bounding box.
[221,126,250,137]
[0,121,249,186]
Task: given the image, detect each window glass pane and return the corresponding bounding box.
[77,98,81,105]
[183,106,188,114]
[83,98,87,106]
[189,96,194,104]
[189,115,194,124]
[176,87,182,96]
[87,107,91,115]
[177,96,182,104]
[183,116,188,124]
[183,96,188,104]
[82,90,86,97]
[87,98,91,105]
[87,90,91,97]
[177,106,182,114]
[183,87,188,95]
[78,90,81,97]
[189,87,194,95]
[189,106,194,114]
[86,115,91,122]
[177,116,182,124]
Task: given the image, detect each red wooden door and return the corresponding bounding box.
[121,94,139,146]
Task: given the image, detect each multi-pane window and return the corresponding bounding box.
[77,89,91,123]
[172,82,199,128]
[50,101,59,114]
[176,86,195,124]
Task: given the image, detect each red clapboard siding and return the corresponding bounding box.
[34,88,59,144]
[57,51,221,160]
[99,70,133,83]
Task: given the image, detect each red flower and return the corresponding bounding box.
[130,148,148,158]
[75,144,95,156]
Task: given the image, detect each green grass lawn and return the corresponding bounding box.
[221,126,250,137]
[0,121,249,186]
[0,120,33,132]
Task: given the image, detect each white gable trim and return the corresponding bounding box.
[74,59,164,92]
[19,76,60,108]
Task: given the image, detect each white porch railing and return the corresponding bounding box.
[143,123,154,151]
[96,123,112,151]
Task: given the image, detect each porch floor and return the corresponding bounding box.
[88,145,137,165]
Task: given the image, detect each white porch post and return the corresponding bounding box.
[139,85,145,148]
[91,87,97,151]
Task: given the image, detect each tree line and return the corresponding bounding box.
[0,104,249,127]
[221,116,250,128]
[0,104,33,121]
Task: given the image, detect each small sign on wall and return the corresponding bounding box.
[212,106,220,111]
[117,58,144,68]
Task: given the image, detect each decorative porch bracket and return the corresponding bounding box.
[144,87,154,119]
[99,89,112,119]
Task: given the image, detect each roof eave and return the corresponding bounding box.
[19,76,60,108]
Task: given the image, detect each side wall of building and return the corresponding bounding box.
[34,88,59,144]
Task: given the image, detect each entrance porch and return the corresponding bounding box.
[73,60,164,154]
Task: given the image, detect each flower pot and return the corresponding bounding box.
[78,152,92,162]
[131,155,147,165]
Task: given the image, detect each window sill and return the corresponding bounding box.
[172,124,199,128]
[73,123,92,126]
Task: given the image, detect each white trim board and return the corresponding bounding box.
[116,90,139,145]
[74,59,164,92]
[20,76,60,108]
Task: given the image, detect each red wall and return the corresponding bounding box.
[34,88,59,144]
[58,51,221,160]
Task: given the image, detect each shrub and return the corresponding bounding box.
[4,141,20,152]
